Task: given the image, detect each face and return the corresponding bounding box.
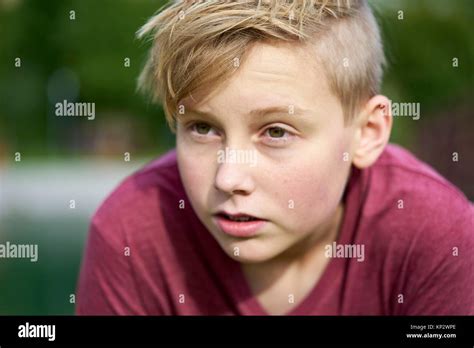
[176,41,357,264]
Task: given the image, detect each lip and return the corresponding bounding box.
[213,211,267,238]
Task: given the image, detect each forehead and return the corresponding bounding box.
[180,40,334,116]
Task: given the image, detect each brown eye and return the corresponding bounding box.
[195,123,211,135]
[267,127,285,138]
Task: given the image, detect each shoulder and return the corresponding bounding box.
[77,150,182,315]
[93,149,183,223]
[89,149,188,246]
[358,144,473,314]
[364,143,472,230]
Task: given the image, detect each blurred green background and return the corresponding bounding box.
[0,0,472,314]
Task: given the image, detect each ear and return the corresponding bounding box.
[352,95,392,169]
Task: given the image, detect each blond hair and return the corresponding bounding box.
[137,0,385,130]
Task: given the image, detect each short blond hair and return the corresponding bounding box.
[137,0,385,130]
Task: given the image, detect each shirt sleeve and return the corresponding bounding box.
[400,204,474,315]
[75,211,151,315]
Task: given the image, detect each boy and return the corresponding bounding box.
[76,0,473,315]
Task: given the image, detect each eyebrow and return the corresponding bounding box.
[184,105,308,119]
[248,105,307,117]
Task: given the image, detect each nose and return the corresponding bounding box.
[214,157,256,196]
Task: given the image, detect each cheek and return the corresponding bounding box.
[275,164,332,214]
[176,143,211,210]
[267,145,349,232]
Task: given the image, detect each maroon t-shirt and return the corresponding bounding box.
[76,144,473,315]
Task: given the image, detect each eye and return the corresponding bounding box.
[187,121,220,139]
[266,127,286,138]
[261,125,295,146]
[194,122,212,135]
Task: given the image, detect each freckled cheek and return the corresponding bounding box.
[268,161,343,230]
[284,167,330,210]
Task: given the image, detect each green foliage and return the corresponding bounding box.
[1,0,472,154]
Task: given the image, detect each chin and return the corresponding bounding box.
[220,239,282,264]
[227,253,272,264]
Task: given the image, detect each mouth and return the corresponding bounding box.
[216,212,261,222]
[213,211,267,238]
